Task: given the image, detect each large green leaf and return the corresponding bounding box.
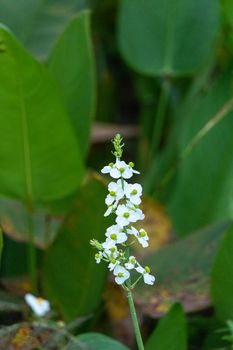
[77,333,130,350]
[167,73,233,235]
[48,11,96,158]
[0,25,84,204]
[145,304,187,350]
[43,175,112,320]
[135,222,231,317]
[118,0,219,76]
[211,225,233,321]
[0,0,88,58]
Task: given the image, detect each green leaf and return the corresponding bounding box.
[167,73,233,235]
[211,224,233,321]
[135,222,231,317]
[118,0,219,76]
[145,304,187,350]
[43,175,112,320]
[48,11,96,158]
[0,25,84,204]
[0,197,61,248]
[0,0,88,58]
[77,333,130,350]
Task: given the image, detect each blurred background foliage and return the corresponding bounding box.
[0,0,233,349]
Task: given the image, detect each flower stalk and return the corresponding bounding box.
[90,134,155,349]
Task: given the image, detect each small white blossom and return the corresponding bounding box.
[113,265,130,285]
[125,256,137,270]
[25,294,50,317]
[105,225,127,244]
[138,229,149,248]
[116,204,139,227]
[108,259,120,271]
[102,240,118,257]
[101,159,139,179]
[135,264,155,285]
[105,179,125,206]
[95,251,103,263]
[125,183,142,205]
[127,227,149,247]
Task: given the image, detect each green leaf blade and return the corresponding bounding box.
[118,0,219,76]
[43,175,112,321]
[48,11,96,158]
[77,333,130,350]
[145,303,187,350]
[0,24,84,204]
[167,73,233,235]
[0,0,89,58]
[211,224,233,322]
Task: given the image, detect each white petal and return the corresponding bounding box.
[116,216,127,227]
[138,237,149,248]
[115,276,125,285]
[127,227,139,237]
[110,168,121,179]
[130,196,141,205]
[135,264,144,274]
[125,262,134,270]
[117,232,127,243]
[122,168,133,179]
[101,166,111,174]
[105,194,115,206]
[144,273,155,285]
[104,206,113,217]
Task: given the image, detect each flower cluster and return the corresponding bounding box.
[91,134,155,289]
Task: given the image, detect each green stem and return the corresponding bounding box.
[150,79,171,161]
[127,289,145,350]
[27,206,37,294]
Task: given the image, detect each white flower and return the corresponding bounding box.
[125,256,137,270]
[127,227,149,247]
[108,259,120,271]
[101,160,139,180]
[25,294,50,317]
[135,264,155,285]
[125,183,142,205]
[138,229,149,248]
[116,204,139,227]
[102,240,118,257]
[113,265,130,285]
[95,252,103,263]
[105,225,127,244]
[105,179,125,206]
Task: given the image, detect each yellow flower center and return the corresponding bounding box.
[131,189,137,195]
